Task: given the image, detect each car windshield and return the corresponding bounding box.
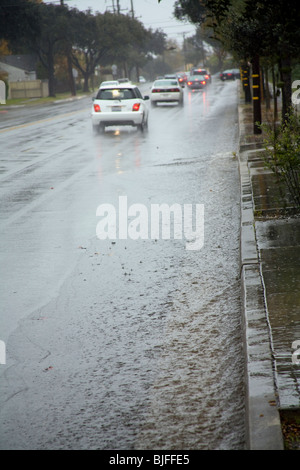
[193,70,207,75]
[96,88,135,100]
[100,81,118,87]
[153,80,178,87]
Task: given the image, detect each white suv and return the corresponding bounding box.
[92,84,150,133]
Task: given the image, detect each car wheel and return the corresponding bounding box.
[93,123,105,134]
[138,118,148,132]
[179,98,184,107]
[151,101,157,108]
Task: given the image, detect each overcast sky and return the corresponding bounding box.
[48,0,196,44]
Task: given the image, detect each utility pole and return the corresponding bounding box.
[110,0,116,14]
[182,33,187,71]
[110,1,126,15]
[130,0,135,18]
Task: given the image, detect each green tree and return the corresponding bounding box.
[172,0,300,123]
[260,110,300,207]
[68,9,102,92]
[0,1,70,97]
[69,11,152,91]
[0,0,41,49]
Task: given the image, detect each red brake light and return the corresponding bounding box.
[132,103,141,111]
[170,88,180,92]
[94,104,101,112]
[187,81,192,85]
[152,89,160,93]
[201,81,206,85]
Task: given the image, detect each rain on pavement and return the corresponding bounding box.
[0,79,246,450]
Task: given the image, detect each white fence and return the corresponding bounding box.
[9,79,49,99]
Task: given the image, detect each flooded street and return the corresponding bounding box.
[0,79,245,449]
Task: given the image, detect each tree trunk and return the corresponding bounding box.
[279,55,292,123]
[83,73,89,92]
[251,54,262,134]
[264,66,270,111]
[123,62,128,78]
[67,49,76,96]
[47,49,56,97]
[272,66,278,127]
[241,62,251,103]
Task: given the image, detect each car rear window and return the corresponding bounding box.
[192,69,207,75]
[154,80,178,87]
[96,88,135,100]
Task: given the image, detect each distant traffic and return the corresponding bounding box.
[91,66,240,133]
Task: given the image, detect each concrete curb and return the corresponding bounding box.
[237,105,284,449]
[52,94,90,104]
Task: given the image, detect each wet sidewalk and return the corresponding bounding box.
[238,93,300,449]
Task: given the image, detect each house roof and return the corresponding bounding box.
[0,54,37,72]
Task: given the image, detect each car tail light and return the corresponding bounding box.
[170,88,180,92]
[201,81,206,85]
[205,75,209,79]
[152,89,160,93]
[132,103,141,111]
[187,81,192,86]
[94,104,101,112]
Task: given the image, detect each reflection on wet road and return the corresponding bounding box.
[0,80,245,449]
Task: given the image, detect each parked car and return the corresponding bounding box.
[118,78,131,84]
[150,78,184,107]
[186,75,207,90]
[219,70,236,80]
[164,74,177,80]
[191,68,211,83]
[91,84,150,133]
[139,76,146,83]
[231,68,240,78]
[99,80,119,88]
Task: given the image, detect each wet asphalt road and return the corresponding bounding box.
[0,79,245,450]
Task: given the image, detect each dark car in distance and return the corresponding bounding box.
[187,75,207,90]
[191,68,211,83]
[219,69,239,80]
[177,72,188,86]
